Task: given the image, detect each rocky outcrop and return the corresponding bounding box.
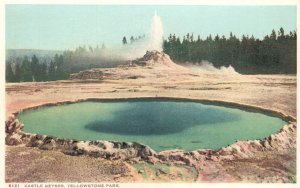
[5,115,24,145]
[5,115,157,160]
[154,122,296,165]
[69,68,118,80]
[215,123,296,160]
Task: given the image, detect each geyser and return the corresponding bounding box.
[148,11,164,52]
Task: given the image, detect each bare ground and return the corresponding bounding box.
[5,65,297,183]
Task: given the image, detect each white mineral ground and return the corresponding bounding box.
[5,51,296,183]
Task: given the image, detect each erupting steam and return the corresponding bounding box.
[148,11,164,52]
[184,61,240,75]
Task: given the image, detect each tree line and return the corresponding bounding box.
[6,28,297,82]
[5,45,123,83]
[163,28,296,74]
[6,54,67,82]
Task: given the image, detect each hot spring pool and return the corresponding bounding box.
[18,100,286,152]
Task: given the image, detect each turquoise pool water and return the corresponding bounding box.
[18,100,286,152]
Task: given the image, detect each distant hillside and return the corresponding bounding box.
[6,49,63,64]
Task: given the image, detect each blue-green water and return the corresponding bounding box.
[18,101,286,152]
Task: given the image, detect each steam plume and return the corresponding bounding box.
[183,61,240,75]
[148,11,164,52]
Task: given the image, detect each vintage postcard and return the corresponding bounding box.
[1,0,299,187]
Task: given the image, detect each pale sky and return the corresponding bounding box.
[6,5,297,50]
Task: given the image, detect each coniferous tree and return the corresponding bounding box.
[21,56,32,82]
[5,63,14,82]
[40,61,48,81]
[130,36,134,43]
[31,55,40,81]
[48,61,56,81]
[122,36,127,45]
